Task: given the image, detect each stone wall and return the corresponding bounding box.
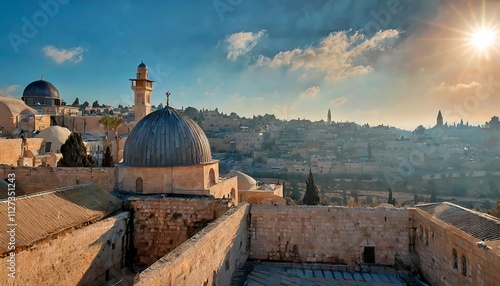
[115,162,219,195]
[129,197,222,266]
[249,205,410,267]
[411,208,500,286]
[0,166,115,193]
[0,212,129,286]
[0,138,44,166]
[135,203,250,286]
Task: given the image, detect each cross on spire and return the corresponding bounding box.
[166,91,171,107]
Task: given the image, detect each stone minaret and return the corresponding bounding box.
[130,61,154,122]
[436,110,443,127]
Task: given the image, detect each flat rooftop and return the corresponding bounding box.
[231,262,416,286]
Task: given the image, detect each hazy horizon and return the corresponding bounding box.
[1,0,500,131]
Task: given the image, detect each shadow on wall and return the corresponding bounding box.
[76,214,130,286]
[212,207,250,286]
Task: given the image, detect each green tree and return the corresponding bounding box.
[413,125,426,136]
[58,133,92,167]
[427,180,437,202]
[303,170,320,205]
[71,97,80,107]
[414,193,420,205]
[387,188,396,205]
[102,146,114,167]
[99,115,125,161]
[183,106,199,119]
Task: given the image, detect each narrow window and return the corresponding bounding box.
[136,177,143,193]
[452,248,458,269]
[461,255,467,276]
[209,168,216,186]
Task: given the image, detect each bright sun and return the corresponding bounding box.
[470,28,496,51]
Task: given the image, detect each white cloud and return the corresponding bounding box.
[230,92,246,101]
[0,85,22,96]
[330,97,348,106]
[225,30,266,61]
[299,86,320,98]
[43,45,85,64]
[433,81,480,92]
[256,29,399,81]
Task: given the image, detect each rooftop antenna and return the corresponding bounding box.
[166,91,171,107]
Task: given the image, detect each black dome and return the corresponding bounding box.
[123,107,212,167]
[22,80,59,98]
[138,61,147,68]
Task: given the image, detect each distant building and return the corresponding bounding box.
[327,108,332,125]
[0,96,50,137]
[437,110,444,127]
[21,76,79,116]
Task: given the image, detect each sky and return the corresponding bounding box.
[1,0,500,130]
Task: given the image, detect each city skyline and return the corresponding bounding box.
[1,0,500,130]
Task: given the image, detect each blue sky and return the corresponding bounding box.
[1,0,500,130]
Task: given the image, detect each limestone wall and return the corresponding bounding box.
[411,208,500,286]
[208,176,238,203]
[0,138,44,166]
[0,166,115,193]
[115,162,218,195]
[135,203,250,286]
[128,197,219,266]
[249,205,410,266]
[0,212,129,286]
[240,190,286,205]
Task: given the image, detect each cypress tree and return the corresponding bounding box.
[58,133,92,167]
[303,169,320,205]
[102,146,114,167]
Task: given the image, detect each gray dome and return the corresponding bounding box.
[123,107,212,167]
[22,80,60,98]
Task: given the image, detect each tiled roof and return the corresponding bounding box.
[0,183,123,254]
[416,202,500,241]
[0,179,27,200]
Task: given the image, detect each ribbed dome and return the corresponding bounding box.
[22,80,60,98]
[123,107,212,167]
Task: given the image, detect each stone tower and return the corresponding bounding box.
[130,61,154,122]
[437,110,443,127]
[327,109,332,125]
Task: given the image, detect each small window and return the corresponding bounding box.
[452,248,458,269]
[461,255,467,276]
[136,177,143,193]
[363,247,375,263]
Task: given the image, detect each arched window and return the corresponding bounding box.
[209,168,216,186]
[231,188,236,200]
[461,255,467,276]
[136,177,143,193]
[452,248,458,269]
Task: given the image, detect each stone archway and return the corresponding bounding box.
[209,168,216,186]
[136,177,143,193]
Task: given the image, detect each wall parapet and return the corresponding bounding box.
[249,204,410,267]
[135,203,250,286]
